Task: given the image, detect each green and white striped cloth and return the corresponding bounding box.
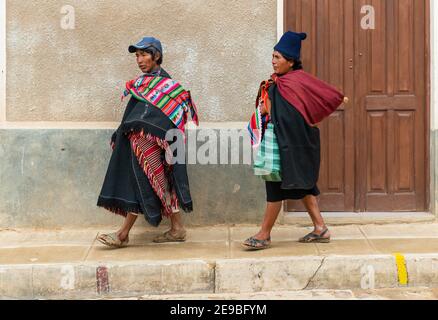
[253,123,282,182]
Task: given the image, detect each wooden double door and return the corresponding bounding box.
[284,0,429,212]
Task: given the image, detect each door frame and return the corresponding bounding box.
[426,0,431,213]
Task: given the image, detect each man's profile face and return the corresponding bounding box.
[135,49,159,73]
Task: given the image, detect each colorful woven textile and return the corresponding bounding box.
[123,76,199,133]
[248,79,272,147]
[129,130,178,218]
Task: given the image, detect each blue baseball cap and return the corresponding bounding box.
[128,37,163,54]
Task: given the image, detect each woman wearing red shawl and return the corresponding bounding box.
[244,31,346,250]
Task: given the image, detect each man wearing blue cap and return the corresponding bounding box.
[97,37,198,247]
[128,36,167,77]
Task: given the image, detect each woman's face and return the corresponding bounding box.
[136,49,159,73]
[272,51,294,75]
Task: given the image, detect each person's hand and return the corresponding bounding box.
[260,97,272,116]
[260,103,268,115]
[110,130,117,150]
[343,97,349,104]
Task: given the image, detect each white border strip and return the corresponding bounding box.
[0,0,6,123]
[0,122,119,130]
[0,121,248,130]
[431,0,438,217]
[432,0,438,131]
[277,0,284,41]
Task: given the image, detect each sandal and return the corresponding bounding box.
[299,229,331,243]
[153,230,187,243]
[242,236,272,251]
[97,232,129,248]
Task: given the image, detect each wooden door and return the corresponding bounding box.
[284,0,355,212]
[284,0,429,212]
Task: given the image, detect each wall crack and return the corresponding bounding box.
[303,257,327,290]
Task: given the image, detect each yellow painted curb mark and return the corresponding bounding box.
[394,253,408,286]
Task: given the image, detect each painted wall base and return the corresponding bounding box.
[0,129,266,228]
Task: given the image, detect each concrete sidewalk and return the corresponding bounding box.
[128,288,438,300]
[1,223,438,299]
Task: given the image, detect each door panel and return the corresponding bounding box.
[355,0,427,211]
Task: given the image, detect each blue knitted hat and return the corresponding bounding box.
[274,31,307,60]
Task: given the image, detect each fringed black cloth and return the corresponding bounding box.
[97,70,193,227]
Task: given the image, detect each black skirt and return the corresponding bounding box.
[265,84,321,202]
[266,182,320,202]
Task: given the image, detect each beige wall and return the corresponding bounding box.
[6,0,277,123]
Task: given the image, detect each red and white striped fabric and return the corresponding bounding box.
[129,131,178,218]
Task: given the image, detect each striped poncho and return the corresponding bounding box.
[123,75,199,133]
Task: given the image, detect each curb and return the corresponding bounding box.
[0,260,215,300]
[0,254,437,299]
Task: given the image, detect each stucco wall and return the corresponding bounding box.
[6,0,276,122]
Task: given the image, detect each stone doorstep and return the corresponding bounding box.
[0,254,437,300]
[282,212,437,226]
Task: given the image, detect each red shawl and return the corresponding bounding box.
[248,70,345,147]
[272,70,344,126]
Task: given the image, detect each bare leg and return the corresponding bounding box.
[116,213,138,242]
[301,195,330,238]
[253,201,283,240]
[169,211,185,234]
[152,209,187,243]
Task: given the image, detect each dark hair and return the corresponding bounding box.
[279,51,303,70]
[283,56,303,70]
[140,47,163,65]
[291,59,303,70]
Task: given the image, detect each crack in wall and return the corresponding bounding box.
[303,257,327,290]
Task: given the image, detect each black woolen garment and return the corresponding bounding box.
[97,69,193,227]
[265,84,321,202]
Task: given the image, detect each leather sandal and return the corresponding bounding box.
[242,236,272,251]
[153,230,187,243]
[299,228,331,243]
[97,232,129,248]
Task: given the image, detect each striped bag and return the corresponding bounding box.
[253,123,282,182]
